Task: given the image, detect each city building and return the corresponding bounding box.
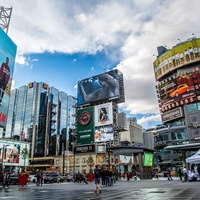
[153,36,200,170]
[5,82,76,173]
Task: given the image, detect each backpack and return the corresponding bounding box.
[94,169,100,178]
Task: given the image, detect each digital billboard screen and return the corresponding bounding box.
[77,107,94,145]
[0,140,30,167]
[143,152,153,167]
[157,68,197,112]
[77,70,120,105]
[94,102,113,127]
[0,28,17,127]
[94,125,113,143]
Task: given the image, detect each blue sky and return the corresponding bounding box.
[1,0,200,129]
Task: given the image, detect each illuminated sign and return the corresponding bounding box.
[74,144,95,153]
[143,153,153,167]
[161,107,183,123]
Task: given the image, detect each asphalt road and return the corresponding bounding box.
[0,178,200,200]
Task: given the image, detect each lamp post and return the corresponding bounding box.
[1,144,9,173]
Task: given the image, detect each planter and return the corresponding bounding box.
[87,173,94,182]
[18,175,29,186]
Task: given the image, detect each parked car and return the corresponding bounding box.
[44,174,64,183]
[28,174,37,183]
[9,174,19,185]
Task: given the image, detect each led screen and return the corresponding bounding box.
[157,68,197,112]
[0,140,30,167]
[77,70,120,105]
[143,153,153,167]
[94,102,113,127]
[94,125,113,143]
[0,28,17,127]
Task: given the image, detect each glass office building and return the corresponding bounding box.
[5,82,76,161]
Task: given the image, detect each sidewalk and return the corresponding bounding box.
[119,176,180,181]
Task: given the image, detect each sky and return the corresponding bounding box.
[1,0,200,129]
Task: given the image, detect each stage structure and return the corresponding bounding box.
[0,6,12,34]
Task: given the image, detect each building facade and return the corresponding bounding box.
[153,36,200,169]
[5,82,76,172]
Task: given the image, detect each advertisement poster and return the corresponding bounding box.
[0,140,30,167]
[95,102,113,127]
[94,125,113,143]
[0,28,17,127]
[143,153,153,167]
[77,107,94,145]
[77,70,120,105]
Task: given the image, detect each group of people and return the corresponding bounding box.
[74,172,88,184]
[0,171,10,188]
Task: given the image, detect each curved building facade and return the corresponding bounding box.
[153,37,200,168]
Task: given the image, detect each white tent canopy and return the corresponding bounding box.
[186,149,200,164]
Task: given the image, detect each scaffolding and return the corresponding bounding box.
[0,6,12,34]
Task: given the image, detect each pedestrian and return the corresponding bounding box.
[100,167,105,187]
[40,172,44,186]
[127,172,130,181]
[36,172,40,186]
[94,165,101,194]
[178,168,182,181]
[167,168,173,181]
[182,166,188,182]
[105,168,110,187]
[3,171,10,188]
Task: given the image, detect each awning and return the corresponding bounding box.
[164,143,200,151]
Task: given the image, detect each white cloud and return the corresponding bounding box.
[2,0,200,128]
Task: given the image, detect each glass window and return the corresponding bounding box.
[82,158,87,163]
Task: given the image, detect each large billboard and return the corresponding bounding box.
[77,107,94,145]
[77,69,121,106]
[0,140,30,167]
[0,28,17,127]
[153,38,200,81]
[94,125,113,143]
[94,102,113,126]
[156,66,198,112]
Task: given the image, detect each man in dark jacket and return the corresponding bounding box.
[94,165,101,193]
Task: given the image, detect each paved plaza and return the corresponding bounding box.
[0,178,200,200]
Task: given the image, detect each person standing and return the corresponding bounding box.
[167,168,173,181]
[100,167,105,187]
[0,57,10,105]
[182,166,188,182]
[178,168,182,181]
[94,165,101,194]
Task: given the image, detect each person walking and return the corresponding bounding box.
[94,165,101,194]
[167,168,173,181]
[3,171,10,188]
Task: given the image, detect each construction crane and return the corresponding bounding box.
[0,6,12,34]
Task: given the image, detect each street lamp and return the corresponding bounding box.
[1,144,10,173]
